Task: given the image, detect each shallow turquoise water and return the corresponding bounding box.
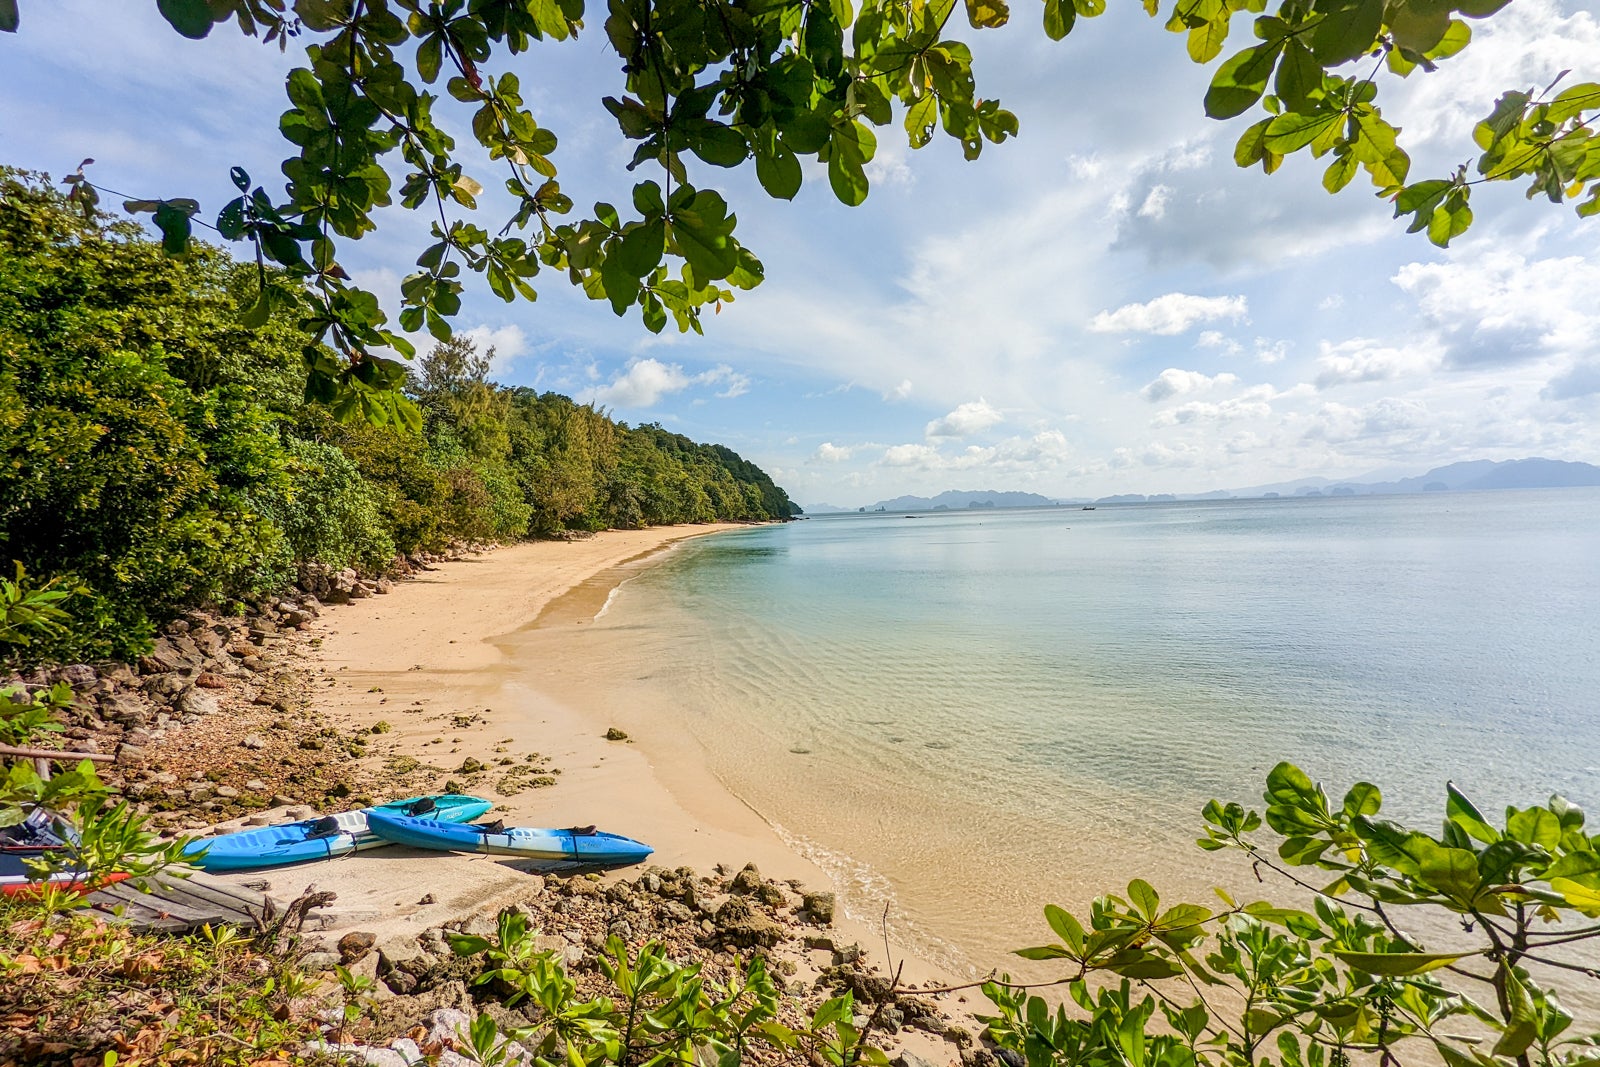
[563,491,1600,968]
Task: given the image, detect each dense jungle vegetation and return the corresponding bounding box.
[0,168,795,665]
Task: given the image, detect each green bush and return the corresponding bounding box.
[0,169,293,660]
[255,438,396,575]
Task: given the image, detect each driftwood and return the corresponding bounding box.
[0,743,113,762]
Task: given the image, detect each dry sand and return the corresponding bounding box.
[206,524,944,987]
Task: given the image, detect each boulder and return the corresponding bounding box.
[59,664,97,687]
[729,863,763,895]
[176,688,221,718]
[339,930,378,964]
[713,896,786,949]
[802,890,837,925]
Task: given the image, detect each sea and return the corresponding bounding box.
[521,490,1600,975]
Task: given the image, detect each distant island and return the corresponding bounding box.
[803,458,1600,514]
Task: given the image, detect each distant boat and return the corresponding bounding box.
[1082,506,1096,511]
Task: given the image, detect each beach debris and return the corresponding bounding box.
[603,727,629,741]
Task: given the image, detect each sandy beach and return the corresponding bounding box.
[222,523,946,990]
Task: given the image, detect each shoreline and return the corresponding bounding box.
[276,523,957,994]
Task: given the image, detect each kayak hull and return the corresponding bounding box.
[0,850,128,897]
[365,810,654,866]
[183,794,493,872]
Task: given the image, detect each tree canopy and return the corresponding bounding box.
[2,0,1596,424]
[0,169,794,662]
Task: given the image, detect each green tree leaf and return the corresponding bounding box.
[1205,42,1285,119]
[1332,950,1472,975]
[156,0,219,39]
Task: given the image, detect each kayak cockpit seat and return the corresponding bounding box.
[402,797,438,817]
[473,820,506,834]
[565,825,598,836]
[305,816,343,839]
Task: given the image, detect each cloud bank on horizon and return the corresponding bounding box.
[3,0,1598,507]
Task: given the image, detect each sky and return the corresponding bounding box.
[3,1,1599,508]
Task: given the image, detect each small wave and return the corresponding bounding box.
[767,820,976,976]
[594,586,622,620]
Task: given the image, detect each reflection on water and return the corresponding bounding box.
[518,492,1600,979]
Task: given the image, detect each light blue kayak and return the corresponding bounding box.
[365,810,654,866]
[183,795,493,871]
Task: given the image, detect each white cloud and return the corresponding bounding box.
[881,443,942,468]
[884,379,913,401]
[1152,386,1275,427]
[1137,185,1171,220]
[1089,294,1249,336]
[592,359,751,407]
[1313,339,1439,390]
[925,399,1005,439]
[1140,368,1240,403]
[1196,330,1238,353]
[1392,248,1600,368]
[1318,294,1345,311]
[813,442,854,463]
[1253,338,1290,365]
[461,324,528,371]
[876,431,1073,475]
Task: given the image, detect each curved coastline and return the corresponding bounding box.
[296,522,951,988]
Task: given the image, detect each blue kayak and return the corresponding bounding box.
[365,810,654,866]
[183,794,493,872]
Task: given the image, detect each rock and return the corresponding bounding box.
[339,931,378,964]
[305,1041,416,1067]
[835,943,863,965]
[604,727,629,741]
[302,950,341,972]
[194,672,227,689]
[147,673,187,698]
[658,900,694,924]
[713,896,786,949]
[244,779,267,791]
[375,579,393,594]
[756,883,787,908]
[114,743,146,764]
[242,656,266,672]
[425,1007,474,1050]
[994,1051,1024,1067]
[877,1006,905,1033]
[896,1054,938,1067]
[59,664,97,687]
[100,694,149,727]
[418,893,436,905]
[802,890,837,924]
[350,582,373,599]
[214,785,240,799]
[730,863,764,895]
[382,970,419,995]
[803,935,836,952]
[177,688,221,718]
[240,734,268,750]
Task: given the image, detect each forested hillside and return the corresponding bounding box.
[0,169,793,664]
